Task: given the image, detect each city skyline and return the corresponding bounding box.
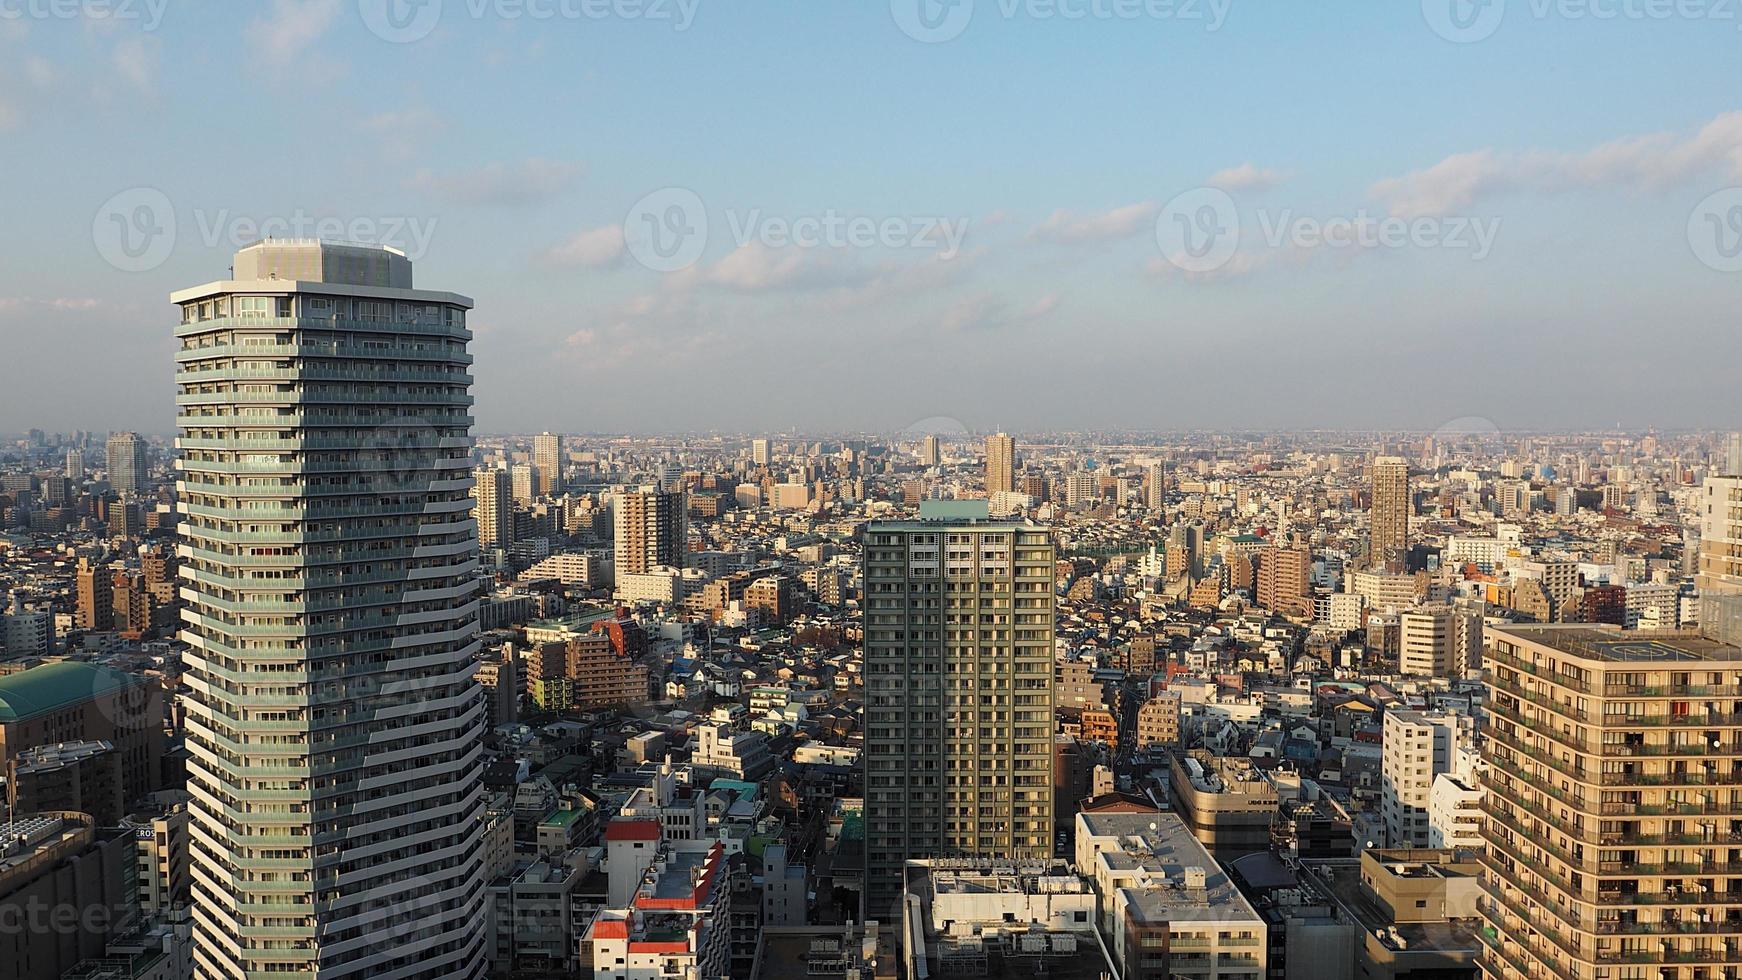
[4,5,1742,432]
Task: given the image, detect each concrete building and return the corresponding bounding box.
[615,485,687,578]
[473,465,513,551]
[587,840,731,980]
[173,240,486,980]
[7,740,124,826]
[1398,606,1455,678]
[985,432,1016,494]
[1169,751,1279,858]
[0,812,138,980]
[1699,473,1742,593]
[1075,811,1268,980]
[901,859,1111,980]
[105,431,147,495]
[1256,546,1313,617]
[124,801,190,918]
[0,662,164,805]
[1302,848,1483,980]
[1480,621,1742,978]
[1369,456,1410,569]
[1380,710,1458,848]
[1135,691,1180,751]
[1426,774,1482,850]
[862,500,1055,913]
[532,431,563,496]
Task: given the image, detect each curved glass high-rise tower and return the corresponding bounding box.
[173,241,486,980]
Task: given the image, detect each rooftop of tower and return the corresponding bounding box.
[232,238,413,288]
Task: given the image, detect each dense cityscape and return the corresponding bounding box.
[6,5,1742,980]
[0,240,1738,980]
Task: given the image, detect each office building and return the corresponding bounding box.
[0,661,164,805]
[985,432,1015,494]
[1369,455,1409,568]
[0,813,138,980]
[173,240,486,980]
[7,739,125,826]
[1168,751,1278,858]
[532,431,562,495]
[614,485,687,577]
[1480,621,1742,978]
[861,500,1055,913]
[920,434,940,467]
[106,431,148,495]
[66,448,84,480]
[1074,811,1269,979]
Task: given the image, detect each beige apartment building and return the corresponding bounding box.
[1480,621,1742,979]
[1136,691,1180,750]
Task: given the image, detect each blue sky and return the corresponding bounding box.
[3,0,1740,435]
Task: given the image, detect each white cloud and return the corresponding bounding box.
[940,291,1060,332]
[1027,201,1158,242]
[112,36,158,92]
[409,158,583,206]
[541,225,625,268]
[0,297,105,312]
[245,0,343,68]
[1208,163,1286,192]
[1371,111,1742,217]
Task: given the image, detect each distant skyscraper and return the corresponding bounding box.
[65,448,84,480]
[511,462,537,505]
[106,431,146,494]
[920,434,940,468]
[174,241,486,980]
[1369,455,1410,568]
[1727,431,1742,477]
[473,465,513,550]
[1145,461,1167,510]
[862,501,1055,912]
[533,431,563,495]
[614,485,687,576]
[985,432,1015,494]
[752,438,771,467]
